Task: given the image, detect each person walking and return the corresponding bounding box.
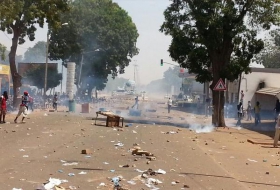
[236,101,243,126]
[168,97,172,113]
[29,95,34,111]
[274,99,280,122]
[273,113,280,147]
[247,101,252,121]
[53,94,58,111]
[0,91,8,123]
[254,101,261,126]
[132,96,139,109]
[14,91,30,123]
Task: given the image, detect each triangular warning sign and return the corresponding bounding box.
[213,78,227,91]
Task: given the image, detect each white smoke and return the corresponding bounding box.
[189,123,215,133]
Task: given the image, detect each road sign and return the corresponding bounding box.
[213,78,227,91]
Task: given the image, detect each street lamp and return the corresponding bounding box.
[44,22,68,97]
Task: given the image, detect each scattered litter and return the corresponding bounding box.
[103,162,109,165]
[44,178,68,190]
[144,178,162,189]
[44,113,48,116]
[135,169,145,173]
[60,160,66,163]
[247,159,258,162]
[12,188,22,190]
[68,173,75,177]
[230,156,235,159]
[69,186,77,190]
[58,170,63,173]
[119,164,129,168]
[23,155,29,158]
[81,149,92,154]
[171,181,177,185]
[98,182,106,187]
[85,155,91,158]
[155,169,166,174]
[19,149,25,152]
[165,131,177,134]
[112,176,121,187]
[62,162,78,166]
[114,143,124,147]
[127,180,136,185]
[78,171,87,175]
[110,170,115,173]
[132,130,137,134]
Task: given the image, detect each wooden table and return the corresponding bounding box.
[95,111,124,127]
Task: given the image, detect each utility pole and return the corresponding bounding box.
[44,29,50,97]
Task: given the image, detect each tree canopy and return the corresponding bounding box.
[0,0,69,106]
[23,41,47,63]
[0,44,6,60]
[160,0,280,127]
[254,30,280,68]
[163,67,181,91]
[23,65,62,91]
[49,0,139,96]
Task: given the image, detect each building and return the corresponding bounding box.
[230,68,280,111]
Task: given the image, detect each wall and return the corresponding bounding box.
[238,68,280,110]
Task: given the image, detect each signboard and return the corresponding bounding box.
[213,78,227,91]
[0,64,10,75]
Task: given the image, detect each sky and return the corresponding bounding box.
[0,0,264,89]
[0,0,176,86]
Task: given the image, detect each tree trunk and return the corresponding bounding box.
[211,88,226,127]
[9,28,22,108]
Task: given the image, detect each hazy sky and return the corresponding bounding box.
[0,0,176,85]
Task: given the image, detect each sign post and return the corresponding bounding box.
[213,78,227,127]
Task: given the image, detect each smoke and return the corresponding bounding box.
[189,123,215,133]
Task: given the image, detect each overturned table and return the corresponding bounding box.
[95,111,124,127]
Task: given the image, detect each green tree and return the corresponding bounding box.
[163,67,182,92]
[160,0,279,127]
[0,0,69,106]
[0,44,6,60]
[23,66,62,92]
[49,0,139,98]
[23,41,47,62]
[254,30,280,68]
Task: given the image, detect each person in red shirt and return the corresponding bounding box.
[0,91,8,123]
[29,96,34,111]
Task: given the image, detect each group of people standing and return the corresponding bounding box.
[237,100,261,126]
[0,91,58,124]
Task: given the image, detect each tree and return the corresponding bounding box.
[163,67,182,91]
[160,0,279,127]
[23,66,62,92]
[49,0,139,98]
[0,44,6,60]
[0,0,69,106]
[254,30,280,68]
[23,41,47,63]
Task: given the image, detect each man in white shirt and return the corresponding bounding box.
[273,114,280,147]
[168,98,172,113]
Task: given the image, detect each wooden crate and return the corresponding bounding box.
[106,116,120,127]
